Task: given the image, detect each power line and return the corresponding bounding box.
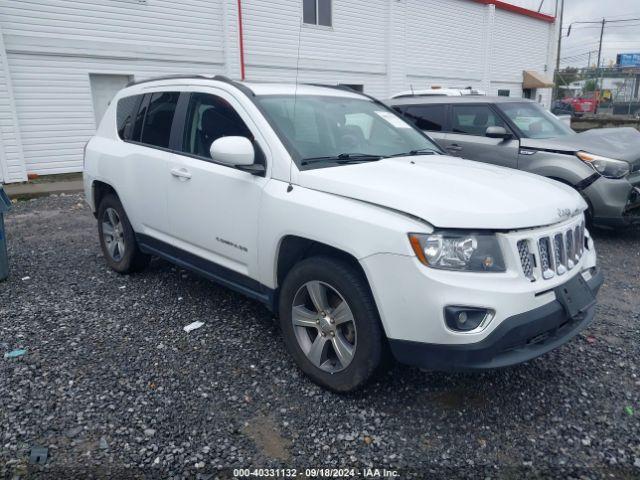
[563,22,640,31]
[560,51,597,61]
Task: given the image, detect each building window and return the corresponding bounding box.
[303,0,332,27]
[498,89,510,97]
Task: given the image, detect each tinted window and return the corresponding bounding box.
[318,0,331,26]
[402,104,446,132]
[131,94,149,142]
[303,0,316,24]
[116,95,141,140]
[182,93,253,158]
[140,91,180,148]
[303,0,331,26]
[451,105,506,136]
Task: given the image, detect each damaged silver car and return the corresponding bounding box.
[389,96,640,229]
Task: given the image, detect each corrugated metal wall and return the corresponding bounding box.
[0,0,557,181]
[0,0,227,177]
[242,0,389,97]
[0,25,27,183]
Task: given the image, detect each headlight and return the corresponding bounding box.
[408,231,506,272]
[576,151,630,179]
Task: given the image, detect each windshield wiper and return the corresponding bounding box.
[384,148,439,158]
[301,153,383,166]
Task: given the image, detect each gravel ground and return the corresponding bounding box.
[1,193,639,479]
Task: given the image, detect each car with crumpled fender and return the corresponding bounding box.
[389,95,640,229]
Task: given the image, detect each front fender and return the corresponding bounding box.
[257,180,428,289]
[520,151,595,186]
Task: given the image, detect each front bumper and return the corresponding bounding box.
[585,172,640,228]
[389,267,604,370]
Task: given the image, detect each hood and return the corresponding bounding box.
[297,155,586,230]
[521,127,640,172]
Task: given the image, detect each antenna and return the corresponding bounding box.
[410,84,415,96]
[288,10,304,192]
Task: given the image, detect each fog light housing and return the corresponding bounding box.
[444,306,494,332]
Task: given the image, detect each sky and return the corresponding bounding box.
[507,0,640,69]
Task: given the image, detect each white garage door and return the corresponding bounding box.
[90,74,132,126]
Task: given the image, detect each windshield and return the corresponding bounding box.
[256,94,441,167]
[497,102,575,139]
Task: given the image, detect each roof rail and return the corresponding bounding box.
[303,83,386,106]
[125,74,212,88]
[124,74,255,95]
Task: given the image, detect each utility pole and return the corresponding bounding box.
[587,51,592,69]
[596,18,605,73]
[553,0,565,100]
[596,18,605,113]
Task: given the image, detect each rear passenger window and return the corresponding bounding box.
[451,105,506,136]
[403,105,446,132]
[140,92,180,148]
[116,95,142,140]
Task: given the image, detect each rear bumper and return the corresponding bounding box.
[389,267,604,371]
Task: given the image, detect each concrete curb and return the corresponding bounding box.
[3,180,84,200]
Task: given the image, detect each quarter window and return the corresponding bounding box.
[303,0,332,27]
[140,91,180,148]
[131,94,149,142]
[402,105,446,132]
[116,94,142,140]
[451,105,507,136]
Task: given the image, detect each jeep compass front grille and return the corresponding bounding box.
[516,219,586,282]
[517,240,534,281]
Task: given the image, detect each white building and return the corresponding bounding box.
[0,0,558,183]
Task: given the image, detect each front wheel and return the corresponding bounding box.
[278,256,384,392]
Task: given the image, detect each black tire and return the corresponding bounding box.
[278,256,384,392]
[97,193,150,274]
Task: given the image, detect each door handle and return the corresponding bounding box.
[170,167,192,180]
[446,144,463,152]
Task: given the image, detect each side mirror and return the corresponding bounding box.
[485,126,512,139]
[210,136,255,166]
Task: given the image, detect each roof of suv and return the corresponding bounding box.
[123,74,365,99]
[387,95,535,106]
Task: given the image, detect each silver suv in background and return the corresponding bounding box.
[388,96,640,229]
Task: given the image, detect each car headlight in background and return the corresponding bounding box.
[408,231,506,272]
[576,151,630,179]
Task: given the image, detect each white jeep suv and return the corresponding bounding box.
[83,76,603,392]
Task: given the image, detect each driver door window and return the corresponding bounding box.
[445,104,518,169]
[451,105,506,136]
[181,93,262,162]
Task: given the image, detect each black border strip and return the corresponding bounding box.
[136,233,275,310]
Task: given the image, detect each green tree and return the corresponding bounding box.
[583,79,598,92]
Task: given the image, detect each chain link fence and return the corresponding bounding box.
[554,66,640,117]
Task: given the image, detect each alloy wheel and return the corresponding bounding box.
[291,280,357,373]
[102,207,125,262]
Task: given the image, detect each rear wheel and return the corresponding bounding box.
[279,256,384,392]
[97,194,150,273]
